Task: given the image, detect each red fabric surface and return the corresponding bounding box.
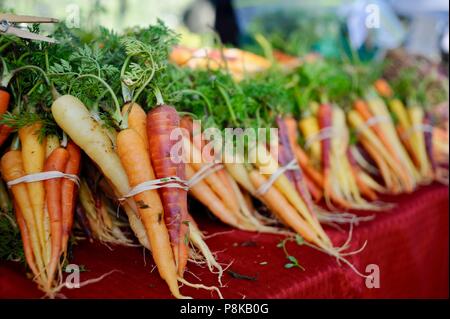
[0,184,448,299]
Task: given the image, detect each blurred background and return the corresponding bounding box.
[1,0,449,63]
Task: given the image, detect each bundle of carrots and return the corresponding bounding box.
[0,19,447,299]
[1,130,80,295]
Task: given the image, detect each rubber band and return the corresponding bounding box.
[7,171,80,188]
[401,124,434,140]
[255,159,299,196]
[355,115,391,135]
[120,176,189,200]
[304,127,337,149]
[120,162,224,200]
[187,162,224,188]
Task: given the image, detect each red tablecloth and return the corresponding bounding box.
[1,184,448,299]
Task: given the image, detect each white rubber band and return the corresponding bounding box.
[402,124,434,140]
[355,115,391,135]
[120,176,189,200]
[304,127,336,149]
[187,162,224,188]
[120,162,224,200]
[7,171,80,188]
[255,159,299,196]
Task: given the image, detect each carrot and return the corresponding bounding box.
[186,163,241,227]
[147,105,189,276]
[354,99,403,164]
[423,112,436,172]
[181,116,241,214]
[180,115,204,151]
[367,96,419,186]
[0,88,11,145]
[354,99,412,186]
[408,106,431,178]
[318,103,333,195]
[389,99,411,132]
[248,170,321,246]
[304,174,323,202]
[0,177,11,213]
[225,160,256,195]
[117,128,184,298]
[52,95,149,249]
[347,149,378,201]
[61,141,81,253]
[0,125,12,147]
[348,109,408,193]
[396,124,419,166]
[45,135,60,159]
[1,150,46,280]
[374,79,393,98]
[13,201,39,277]
[360,137,396,192]
[250,142,331,246]
[19,124,47,261]
[0,88,10,115]
[182,136,240,213]
[284,116,324,188]
[44,147,69,287]
[122,103,149,151]
[277,116,316,216]
[299,115,321,162]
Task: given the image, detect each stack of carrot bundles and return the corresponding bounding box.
[0,21,448,298]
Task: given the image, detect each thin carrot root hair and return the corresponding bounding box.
[326,223,369,278]
[188,224,224,286]
[177,277,223,299]
[46,269,120,299]
[316,209,375,226]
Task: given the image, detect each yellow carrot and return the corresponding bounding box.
[45,135,60,159]
[299,116,321,162]
[249,143,330,246]
[18,124,46,267]
[408,106,431,178]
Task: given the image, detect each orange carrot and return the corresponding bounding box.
[397,125,419,166]
[374,79,393,98]
[249,170,321,246]
[122,103,149,151]
[0,89,11,147]
[147,105,189,276]
[44,148,69,286]
[61,141,81,253]
[0,125,12,147]
[186,163,241,227]
[180,116,241,213]
[347,149,378,201]
[1,150,46,278]
[13,200,39,277]
[0,88,10,115]
[354,100,402,164]
[304,174,323,202]
[117,127,183,298]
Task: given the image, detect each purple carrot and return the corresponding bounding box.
[424,112,436,171]
[276,115,316,214]
[318,104,332,171]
